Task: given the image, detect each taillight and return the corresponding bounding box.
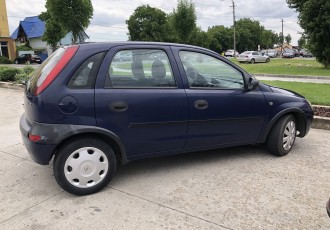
[28,133,41,142]
[35,46,79,95]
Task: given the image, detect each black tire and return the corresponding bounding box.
[266,58,270,63]
[266,115,297,156]
[54,138,117,195]
[250,59,255,64]
[14,60,18,64]
[26,60,30,65]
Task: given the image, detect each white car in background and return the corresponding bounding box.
[237,51,270,64]
[224,49,239,57]
[265,49,277,58]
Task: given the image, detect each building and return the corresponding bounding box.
[0,0,16,60]
[11,16,89,59]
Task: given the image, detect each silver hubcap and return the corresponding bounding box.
[283,121,296,151]
[64,147,109,188]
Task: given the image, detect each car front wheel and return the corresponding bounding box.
[54,137,117,195]
[266,115,297,156]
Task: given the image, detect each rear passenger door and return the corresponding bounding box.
[95,45,188,158]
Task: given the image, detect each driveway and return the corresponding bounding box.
[0,88,329,229]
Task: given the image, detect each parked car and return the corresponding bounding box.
[224,49,239,57]
[282,50,295,58]
[303,51,314,57]
[237,51,270,64]
[293,49,300,57]
[14,54,42,64]
[265,49,277,58]
[20,42,314,195]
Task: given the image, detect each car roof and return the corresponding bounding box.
[78,41,215,54]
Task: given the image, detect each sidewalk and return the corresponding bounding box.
[254,74,330,84]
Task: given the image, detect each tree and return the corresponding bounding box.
[39,12,65,49]
[44,0,93,44]
[171,0,197,43]
[188,28,210,48]
[287,0,330,67]
[261,30,278,49]
[235,18,263,52]
[278,32,284,46]
[207,25,232,52]
[298,35,307,48]
[126,5,169,42]
[285,34,292,44]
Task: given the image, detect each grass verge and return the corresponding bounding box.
[261,80,330,106]
[230,58,330,77]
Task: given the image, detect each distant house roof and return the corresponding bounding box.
[11,16,45,39]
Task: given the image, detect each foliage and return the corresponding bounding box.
[262,80,330,106]
[126,5,169,42]
[207,25,232,53]
[235,18,264,52]
[171,0,197,44]
[22,66,35,75]
[188,28,210,48]
[0,67,21,82]
[42,0,93,44]
[39,11,66,49]
[0,56,12,64]
[285,34,292,44]
[16,45,33,51]
[287,0,330,68]
[298,35,307,48]
[14,73,30,83]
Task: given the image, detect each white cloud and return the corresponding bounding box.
[6,0,303,45]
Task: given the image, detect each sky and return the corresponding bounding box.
[5,0,303,46]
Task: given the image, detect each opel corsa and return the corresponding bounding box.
[20,42,314,195]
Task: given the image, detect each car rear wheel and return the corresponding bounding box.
[266,115,297,156]
[26,60,30,64]
[54,138,117,195]
[266,58,270,63]
[250,59,255,64]
[14,60,18,64]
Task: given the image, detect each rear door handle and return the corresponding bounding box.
[194,100,208,110]
[110,101,128,112]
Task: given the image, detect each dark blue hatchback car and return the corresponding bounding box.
[20,42,313,195]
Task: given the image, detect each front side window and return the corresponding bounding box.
[106,49,176,88]
[179,51,244,89]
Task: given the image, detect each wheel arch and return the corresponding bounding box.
[260,108,307,143]
[53,127,128,165]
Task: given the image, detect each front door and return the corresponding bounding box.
[173,49,266,149]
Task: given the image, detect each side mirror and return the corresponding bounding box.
[247,77,259,90]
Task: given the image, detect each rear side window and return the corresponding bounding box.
[105,49,176,88]
[67,52,105,89]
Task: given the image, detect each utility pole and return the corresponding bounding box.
[280,18,284,55]
[230,0,237,58]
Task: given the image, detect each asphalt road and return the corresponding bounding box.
[0,88,329,229]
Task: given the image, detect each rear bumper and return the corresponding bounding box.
[20,114,56,165]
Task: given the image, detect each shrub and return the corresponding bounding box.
[0,56,12,64]
[15,73,30,83]
[0,67,21,82]
[22,66,35,75]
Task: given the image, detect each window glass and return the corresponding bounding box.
[67,52,104,89]
[179,51,244,89]
[106,49,176,88]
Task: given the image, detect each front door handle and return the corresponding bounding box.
[194,100,208,110]
[110,101,128,112]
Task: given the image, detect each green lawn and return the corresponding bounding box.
[230,58,330,77]
[261,80,330,106]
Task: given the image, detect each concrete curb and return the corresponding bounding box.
[0,81,25,90]
[0,81,329,131]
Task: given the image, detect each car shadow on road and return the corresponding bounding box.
[111,145,272,185]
